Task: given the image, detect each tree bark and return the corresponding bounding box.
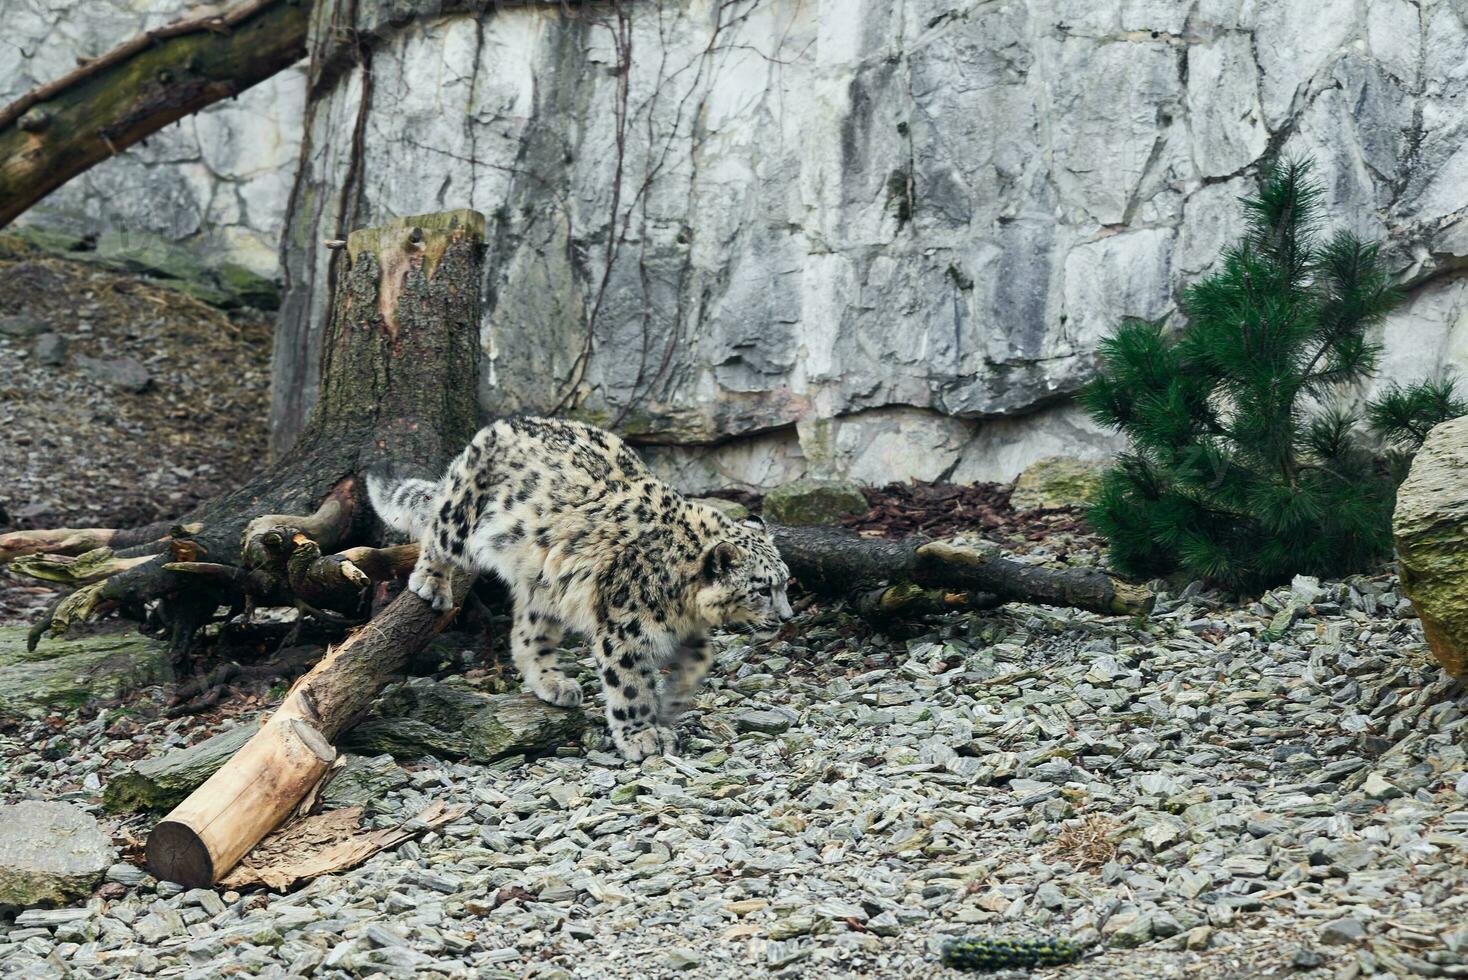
[2,208,487,661]
[770,526,1154,617]
[0,0,309,228]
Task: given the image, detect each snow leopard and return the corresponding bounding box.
[367,416,793,761]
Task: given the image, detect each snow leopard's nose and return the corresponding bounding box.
[776,595,794,621]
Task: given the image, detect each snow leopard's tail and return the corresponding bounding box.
[365,466,439,540]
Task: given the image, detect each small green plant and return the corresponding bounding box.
[1083,159,1463,590]
[1369,375,1468,479]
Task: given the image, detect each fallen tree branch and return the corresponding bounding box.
[163,645,320,717]
[853,583,1003,619]
[0,0,309,227]
[19,210,485,664]
[768,526,1153,617]
[9,548,157,586]
[0,521,184,563]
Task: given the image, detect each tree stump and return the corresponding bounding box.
[139,209,487,886]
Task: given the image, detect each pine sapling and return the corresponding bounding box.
[1082,159,1454,590]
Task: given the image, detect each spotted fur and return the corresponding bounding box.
[367,416,793,761]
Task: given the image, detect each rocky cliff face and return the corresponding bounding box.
[12,0,1468,490]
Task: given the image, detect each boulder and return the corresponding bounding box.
[7,226,89,257]
[1394,416,1468,679]
[319,753,410,812]
[0,627,167,722]
[0,314,49,338]
[93,230,209,283]
[75,354,152,392]
[762,479,868,527]
[1010,456,1106,511]
[341,678,586,763]
[216,262,281,310]
[34,332,68,366]
[0,802,116,909]
[103,722,256,813]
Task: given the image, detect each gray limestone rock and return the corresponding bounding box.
[75,354,152,393]
[0,802,115,910]
[7,0,1468,492]
[762,480,868,527]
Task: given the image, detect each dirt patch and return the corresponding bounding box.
[0,240,273,621]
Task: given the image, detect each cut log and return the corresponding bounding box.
[147,715,335,888]
[769,526,1153,616]
[0,0,309,228]
[147,577,470,886]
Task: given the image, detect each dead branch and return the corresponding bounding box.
[769,526,1153,617]
[9,548,157,586]
[0,521,184,563]
[0,0,309,227]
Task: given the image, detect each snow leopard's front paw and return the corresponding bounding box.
[408,566,454,612]
[658,695,695,726]
[533,676,584,708]
[614,724,678,762]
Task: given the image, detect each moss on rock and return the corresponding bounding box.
[0,627,167,722]
[341,678,586,763]
[1011,457,1105,511]
[1394,416,1468,679]
[762,479,868,526]
[102,722,256,814]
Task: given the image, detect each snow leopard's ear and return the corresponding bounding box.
[701,540,740,582]
[741,515,765,530]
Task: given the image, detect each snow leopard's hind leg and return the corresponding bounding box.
[659,634,713,725]
[511,606,582,707]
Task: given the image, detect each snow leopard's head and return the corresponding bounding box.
[695,516,793,632]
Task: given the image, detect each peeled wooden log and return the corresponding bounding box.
[148,714,336,888]
[0,0,309,228]
[769,526,1153,616]
[146,578,469,886]
[145,209,491,887]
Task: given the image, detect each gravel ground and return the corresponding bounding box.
[3,546,1465,979]
[2,243,1464,979]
